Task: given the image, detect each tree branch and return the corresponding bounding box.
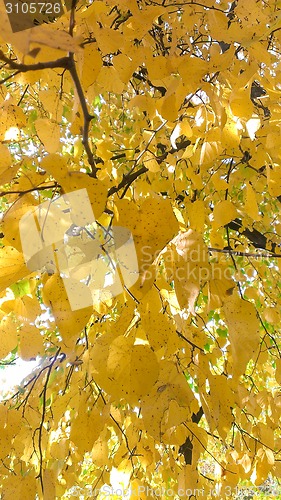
[0,183,58,197]
[107,137,192,198]
[208,247,281,258]
[68,55,97,176]
[179,407,204,464]
[176,329,205,353]
[0,51,70,73]
[108,166,148,197]
[35,348,61,494]
[226,218,279,254]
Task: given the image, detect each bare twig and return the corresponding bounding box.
[0,183,58,197]
[208,247,281,258]
[35,348,61,494]
[176,329,205,353]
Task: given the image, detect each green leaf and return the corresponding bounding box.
[10,279,30,298]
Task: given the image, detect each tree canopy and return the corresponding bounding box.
[1,0,281,498]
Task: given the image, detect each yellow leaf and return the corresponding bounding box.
[35,118,60,154]
[187,200,205,233]
[244,182,261,221]
[0,104,27,141]
[211,171,229,191]
[208,374,235,438]
[223,296,260,377]
[253,448,274,485]
[1,295,41,323]
[50,438,68,461]
[91,433,109,467]
[206,9,229,39]
[143,152,160,172]
[114,53,133,85]
[230,88,254,119]
[200,141,222,166]
[170,121,192,149]
[106,336,159,405]
[141,360,197,439]
[9,26,81,55]
[0,144,12,173]
[115,197,179,289]
[146,54,169,81]
[70,401,104,455]
[0,164,18,187]
[96,66,124,94]
[3,195,38,252]
[38,90,63,121]
[0,247,29,293]
[61,172,108,220]
[207,265,234,310]
[94,27,123,55]
[213,200,238,230]
[82,44,103,88]
[158,93,179,122]
[178,56,208,88]
[221,118,241,151]
[275,358,281,385]
[18,323,44,361]
[40,154,68,184]
[267,164,281,197]
[139,287,178,354]
[128,95,156,116]
[127,5,165,39]
[178,465,200,495]
[0,315,18,359]
[91,333,160,405]
[170,230,210,313]
[42,273,93,347]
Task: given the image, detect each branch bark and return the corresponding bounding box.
[226,218,278,253]
[179,407,204,465]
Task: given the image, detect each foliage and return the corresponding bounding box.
[1,0,281,498]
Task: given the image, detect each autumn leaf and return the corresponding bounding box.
[223,295,260,378]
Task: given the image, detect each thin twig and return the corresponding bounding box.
[35,348,61,494]
[208,247,281,258]
[176,329,205,353]
[0,184,58,197]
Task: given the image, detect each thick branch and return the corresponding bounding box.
[0,51,69,72]
[68,55,97,177]
[107,138,191,198]
[0,45,98,176]
[107,166,148,197]
[226,218,278,253]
